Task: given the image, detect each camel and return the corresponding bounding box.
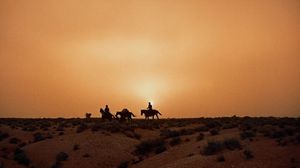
[99,108,114,121]
[141,109,161,119]
[115,109,135,121]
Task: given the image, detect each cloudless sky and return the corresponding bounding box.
[0,0,299,118]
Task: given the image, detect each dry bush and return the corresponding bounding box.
[223,138,241,150]
[210,129,219,136]
[14,148,31,166]
[169,137,182,146]
[202,138,242,155]
[56,152,68,162]
[217,155,225,162]
[194,125,209,132]
[202,141,223,155]
[118,160,129,168]
[243,149,254,159]
[0,131,9,141]
[134,138,166,156]
[240,130,256,140]
[196,133,205,141]
[160,129,180,138]
[76,123,88,133]
[9,137,21,144]
[33,132,45,142]
[73,144,80,151]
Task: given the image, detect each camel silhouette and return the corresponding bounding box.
[141,109,161,119]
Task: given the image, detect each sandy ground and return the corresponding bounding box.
[0,118,299,168]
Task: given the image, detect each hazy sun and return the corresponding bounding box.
[134,78,168,105]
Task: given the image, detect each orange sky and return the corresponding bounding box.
[0,0,299,118]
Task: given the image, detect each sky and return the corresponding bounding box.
[0,0,299,118]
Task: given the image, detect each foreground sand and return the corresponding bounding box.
[0,117,299,168]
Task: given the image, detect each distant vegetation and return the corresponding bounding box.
[0,116,299,167]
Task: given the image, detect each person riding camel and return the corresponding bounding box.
[147,102,153,111]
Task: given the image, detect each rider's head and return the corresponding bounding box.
[105,105,108,108]
[148,102,151,105]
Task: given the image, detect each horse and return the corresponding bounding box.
[99,108,114,121]
[141,109,161,119]
[115,109,135,121]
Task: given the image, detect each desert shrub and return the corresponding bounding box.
[194,126,209,132]
[56,152,68,162]
[258,125,275,137]
[138,121,160,130]
[155,145,167,154]
[179,128,195,136]
[118,161,129,168]
[33,132,45,142]
[223,138,241,150]
[83,153,90,157]
[243,150,254,159]
[14,148,31,166]
[184,138,190,142]
[124,131,141,140]
[51,161,61,168]
[210,129,219,136]
[222,122,237,129]
[187,153,194,157]
[22,126,37,132]
[196,133,205,141]
[202,138,241,155]
[46,133,54,139]
[217,155,225,162]
[240,130,256,140]
[202,141,223,155]
[169,137,182,146]
[284,127,295,136]
[18,142,27,148]
[9,137,21,144]
[73,144,80,151]
[271,130,286,139]
[133,133,141,140]
[134,138,166,155]
[0,131,9,141]
[76,123,88,133]
[91,124,101,132]
[160,129,180,138]
[100,122,123,133]
[71,120,81,126]
[276,138,288,146]
[205,120,221,129]
[56,125,64,132]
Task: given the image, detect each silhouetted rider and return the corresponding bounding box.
[147,102,153,111]
[104,105,110,114]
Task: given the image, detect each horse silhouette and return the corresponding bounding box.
[100,108,114,121]
[141,109,161,119]
[115,109,135,121]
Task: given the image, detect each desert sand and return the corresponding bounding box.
[0,117,299,168]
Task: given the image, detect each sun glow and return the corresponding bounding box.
[134,78,168,105]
